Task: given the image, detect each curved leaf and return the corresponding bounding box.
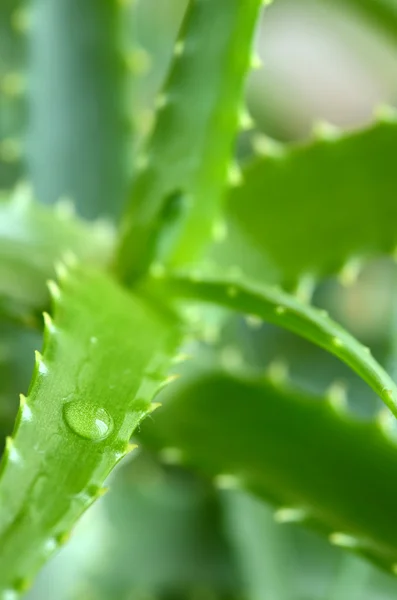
[117,0,263,281]
[141,369,397,572]
[0,264,180,594]
[148,272,397,415]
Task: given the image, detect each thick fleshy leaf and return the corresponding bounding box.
[0,264,180,593]
[147,272,397,415]
[219,119,397,285]
[141,369,397,572]
[117,0,264,281]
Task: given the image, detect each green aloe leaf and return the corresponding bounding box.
[0,264,181,594]
[0,0,26,187]
[141,368,397,572]
[27,0,129,219]
[117,0,263,282]
[148,272,397,414]
[0,185,114,320]
[218,118,397,285]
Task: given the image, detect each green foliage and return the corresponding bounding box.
[2,0,397,597]
[0,185,114,321]
[0,264,180,592]
[117,0,264,282]
[141,368,397,572]
[217,117,397,285]
[0,0,26,187]
[148,271,397,413]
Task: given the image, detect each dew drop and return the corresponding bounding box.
[63,401,113,441]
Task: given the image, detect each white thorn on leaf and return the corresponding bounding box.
[159,447,184,465]
[332,337,344,349]
[250,53,263,70]
[157,374,181,392]
[35,350,48,375]
[125,46,151,74]
[252,134,285,158]
[312,120,341,141]
[172,353,192,365]
[239,108,254,131]
[227,163,243,187]
[266,359,289,386]
[54,261,68,281]
[47,279,61,301]
[376,407,397,441]
[338,257,362,287]
[326,381,348,414]
[295,273,316,304]
[329,532,360,549]
[19,394,32,422]
[274,507,307,523]
[214,473,241,490]
[174,40,185,56]
[245,314,262,329]
[374,104,397,123]
[220,346,244,372]
[42,312,55,334]
[6,437,20,464]
[43,537,57,554]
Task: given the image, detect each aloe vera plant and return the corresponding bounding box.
[3,0,397,597]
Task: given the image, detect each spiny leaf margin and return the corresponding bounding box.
[117,0,264,282]
[141,368,397,572]
[217,115,397,285]
[0,262,181,594]
[146,271,397,414]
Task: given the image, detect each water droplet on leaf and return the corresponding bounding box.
[63,401,113,441]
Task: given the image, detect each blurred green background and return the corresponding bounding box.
[2,0,397,597]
